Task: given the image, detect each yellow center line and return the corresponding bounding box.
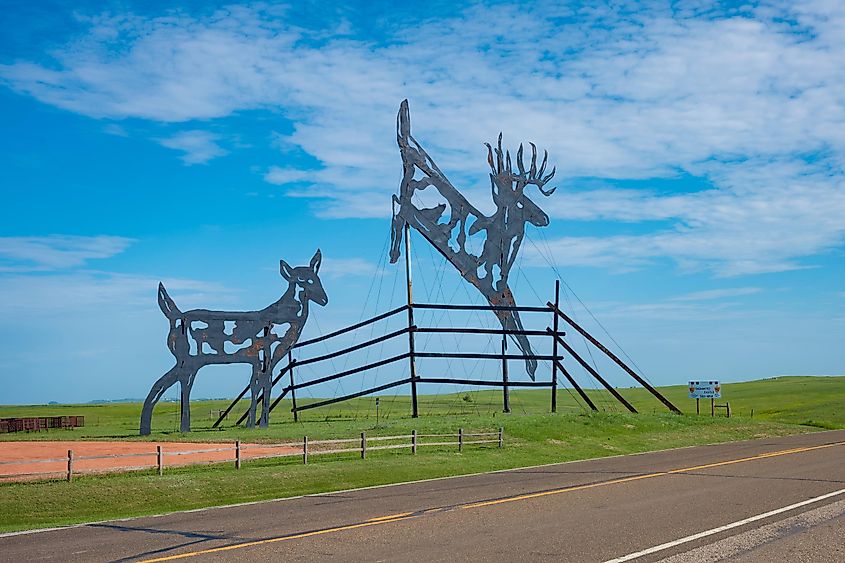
[140,515,415,562]
[366,511,414,522]
[462,442,841,510]
[138,440,844,562]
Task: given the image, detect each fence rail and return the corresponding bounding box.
[0,428,504,483]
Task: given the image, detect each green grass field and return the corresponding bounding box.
[0,376,842,532]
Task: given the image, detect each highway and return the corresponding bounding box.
[2,430,844,562]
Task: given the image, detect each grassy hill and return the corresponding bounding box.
[1,375,842,441]
[0,376,842,532]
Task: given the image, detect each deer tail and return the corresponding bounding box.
[397,99,411,145]
[157,283,181,320]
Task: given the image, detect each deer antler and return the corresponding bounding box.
[525,142,556,196]
[486,136,557,196]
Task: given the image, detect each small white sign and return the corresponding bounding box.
[689,380,721,399]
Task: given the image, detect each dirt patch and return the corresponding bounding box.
[0,441,300,481]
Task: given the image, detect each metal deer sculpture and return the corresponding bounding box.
[390,100,557,380]
[140,250,327,435]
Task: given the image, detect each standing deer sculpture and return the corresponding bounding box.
[140,250,327,435]
[389,100,557,380]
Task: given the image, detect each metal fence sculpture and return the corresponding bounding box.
[389,100,556,380]
[202,100,681,430]
[140,250,327,435]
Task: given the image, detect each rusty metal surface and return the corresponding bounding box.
[389,100,557,379]
[140,250,328,435]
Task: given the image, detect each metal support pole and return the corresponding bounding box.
[551,280,560,413]
[458,428,463,452]
[501,336,510,413]
[711,398,715,417]
[551,332,638,413]
[67,449,73,482]
[498,427,504,448]
[289,352,298,422]
[696,398,700,415]
[404,223,419,418]
[555,360,598,411]
[235,440,241,469]
[157,445,163,476]
[303,436,308,465]
[411,429,417,454]
[548,303,681,414]
[361,432,367,459]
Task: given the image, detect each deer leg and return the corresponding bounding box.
[259,369,271,429]
[179,369,197,433]
[140,365,182,436]
[247,364,260,429]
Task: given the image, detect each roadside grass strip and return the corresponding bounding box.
[136,439,845,562]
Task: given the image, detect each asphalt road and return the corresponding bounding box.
[3,430,845,562]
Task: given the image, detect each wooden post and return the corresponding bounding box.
[411,429,417,454]
[501,336,510,413]
[727,402,731,418]
[711,398,715,417]
[157,445,163,476]
[289,353,298,423]
[404,223,419,418]
[66,449,73,482]
[235,440,241,469]
[696,398,700,415]
[361,432,367,459]
[303,436,308,465]
[458,428,463,452]
[498,427,504,448]
[551,280,560,413]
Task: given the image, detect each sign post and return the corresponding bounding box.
[688,381,721,416]
[375,397,380,426]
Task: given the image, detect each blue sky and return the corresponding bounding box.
[0,0,843,406]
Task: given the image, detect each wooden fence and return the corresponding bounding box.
[0,416,85,433]
[0,428,504,483]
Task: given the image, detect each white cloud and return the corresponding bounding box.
[102,123,128,137]
[670,287,762,302]
[318,257,379,280]
[157,130,227,164]
[2,2,845,275]
[264,166,310,185]
[0,271,236,314]
[0,235,134,272]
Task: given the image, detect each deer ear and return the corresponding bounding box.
[280,259,293,281]
[310,249,322,274]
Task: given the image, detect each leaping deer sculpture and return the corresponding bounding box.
[140,250,327,435]
[389,100,557,380]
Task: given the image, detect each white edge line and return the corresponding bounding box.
[603,488,845,563]
[1,427,842,539]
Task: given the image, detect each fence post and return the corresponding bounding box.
[66,449,73,482]
[303,436,308,465]
[289,353,298,423]
[550,280,560,412]
[404,223,419,419]
[157,445,163,476]
[501,337,510,413]
[498,427,504,448]
[235,440,241,469]
[726,402,731,418]
[361,432,367,459]
[411,429,417,454]
[458,428,463,452]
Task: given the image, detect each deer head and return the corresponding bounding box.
[485,134,556,227]
[280,249,328,306]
